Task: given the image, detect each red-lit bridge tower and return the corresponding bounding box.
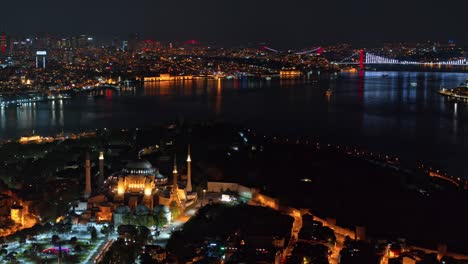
[359,50,365,69]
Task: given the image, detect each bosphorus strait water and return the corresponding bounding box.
[1,71,467,178]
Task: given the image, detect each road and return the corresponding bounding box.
[153,206,199,247]
[91,238,115,263]
[283,210,302,257]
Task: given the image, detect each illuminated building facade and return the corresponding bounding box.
[77,149,196,226]
[10,204,24,225]
[35,51,47,69]
[143,74,194,82]
[18,135,52,144]
[114,160,167,204]
[279,68,302,78]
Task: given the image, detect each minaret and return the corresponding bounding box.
[98,151,104,188]
[172,155,178,190]
[186,145,192,193]
[84,152,92,199]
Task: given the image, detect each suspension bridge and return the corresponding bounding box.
[334,50,468,67]
[261,46,467,68]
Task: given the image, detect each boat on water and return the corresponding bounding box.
[265,76,272,81]
[410,82,417,87]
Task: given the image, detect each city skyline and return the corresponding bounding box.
[1,0,468,47]
[0,1,467,263]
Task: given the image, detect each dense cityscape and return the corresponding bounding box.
[1,33,468,109]
[0,34,467,94]
[0,34,466,263]
[1,0,468,263]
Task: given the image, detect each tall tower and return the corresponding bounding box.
[359,49,365,69]
[84,152,92,198]
[98,151,104,188]
[0,33,7,54]
[35,51,47,69]
[172,155,178,189]
[186,145,192,193]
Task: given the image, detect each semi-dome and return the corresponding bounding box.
[155,173,166,180]
[123,160,156,175]
[114,205,131,214]
[155,172,168,185]
[135,205,151,216]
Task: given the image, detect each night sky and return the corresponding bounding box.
[2,0,467,47]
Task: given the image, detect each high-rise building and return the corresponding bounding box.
[35,51,47,69]
[0,33,7,54]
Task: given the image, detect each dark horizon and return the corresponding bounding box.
[1,0,467,48]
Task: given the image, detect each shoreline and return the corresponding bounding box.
[438,88,468,100]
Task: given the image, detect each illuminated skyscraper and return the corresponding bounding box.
[35,51,47,69]
[0,33,7,54]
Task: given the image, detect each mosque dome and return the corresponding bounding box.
[123,160,156,175]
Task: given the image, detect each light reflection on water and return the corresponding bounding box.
[0,71,467,177]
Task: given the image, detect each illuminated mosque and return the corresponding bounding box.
[74,146,197,226]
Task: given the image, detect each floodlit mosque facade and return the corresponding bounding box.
[116,160,162,197]
[74,146,196,227]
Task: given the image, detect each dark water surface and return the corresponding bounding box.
[1,71,467,178]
